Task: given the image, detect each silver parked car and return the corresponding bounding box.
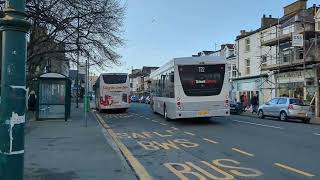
[258,97,311,123]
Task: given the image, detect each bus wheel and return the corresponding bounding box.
[164,105,171,121]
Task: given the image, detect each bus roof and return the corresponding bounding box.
[99,73,128,76]
[173,56,225,65]
[151,56,226,77]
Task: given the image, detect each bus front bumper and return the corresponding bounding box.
[175,109,230,119]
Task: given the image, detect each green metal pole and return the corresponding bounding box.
[0,0,31,180]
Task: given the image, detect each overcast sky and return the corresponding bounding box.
[98,0,319,74]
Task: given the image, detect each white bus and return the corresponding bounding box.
[94,73,130,111]
[149,56,229,120]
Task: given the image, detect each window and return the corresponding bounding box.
[282,50,291,63]
[245,38,250,51]
[151,68,175,98]
[268,98,279,105]
[245,59,250,75]
[178,64,225,96]
[261,56,267,67]
[232,64,237,78]
[290,99,305,106]
[103,75,127,84]
[227,65,232,78]
[297,48,304,60]
[277,98,287,105]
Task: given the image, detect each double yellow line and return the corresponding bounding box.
[95,113,152,180]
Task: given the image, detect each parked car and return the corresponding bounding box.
[139,96,146,103]
[230,102,243,115]
[130,96,139,103]
[258,97,311,123]
[145,96,151,104]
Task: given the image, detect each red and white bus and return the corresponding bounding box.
[94,73,130,111]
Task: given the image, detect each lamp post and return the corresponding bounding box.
[0,0,31,180]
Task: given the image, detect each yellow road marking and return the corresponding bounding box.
[232,148,254,157]
[95,113,152,180]
[275,163,315,177]
[184,132,195,136]
[160,123,167,126]
[203,138,218,144]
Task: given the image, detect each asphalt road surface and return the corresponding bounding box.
[95,103,320,180]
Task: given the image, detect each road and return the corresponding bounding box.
[95,103,320,180]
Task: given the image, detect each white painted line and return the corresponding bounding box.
[232,120,283,130]
[232,148,254,157]
[184,132,196,136]
[203,138,218,144]
[160,123,167,126]
[275,163,315,177]
[152,120,158,123]
[313,133,320,136]
[171,127,179,130]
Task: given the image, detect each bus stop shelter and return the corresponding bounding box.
[36,73,71,121]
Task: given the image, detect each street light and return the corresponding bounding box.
[0,0,31,180]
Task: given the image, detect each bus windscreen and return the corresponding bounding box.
[178,64,225,96]
[103,75,127,84]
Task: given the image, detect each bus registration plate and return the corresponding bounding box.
[197,111,209,116]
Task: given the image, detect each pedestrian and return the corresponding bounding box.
[240,94,245,111]
[251,95,259,114]
[28,90,37,111]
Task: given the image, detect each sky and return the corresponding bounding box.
[101,0,319,74]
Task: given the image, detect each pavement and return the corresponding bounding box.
[24,103,136,180]
[94,103,320,180]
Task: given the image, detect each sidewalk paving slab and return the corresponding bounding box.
[24,104,136,180]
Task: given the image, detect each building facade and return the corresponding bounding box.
[234,22,278,107]
[260,1,320,115]
[129,67,159,96]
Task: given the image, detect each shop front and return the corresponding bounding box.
[232,75,268,108]
[276,69,316,104]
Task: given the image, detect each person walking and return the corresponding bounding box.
[240,93,245,112]
[28,90,37,111]
[251,94,259,114]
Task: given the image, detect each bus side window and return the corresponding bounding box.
[170,72,174,83]
[161,75,166,89]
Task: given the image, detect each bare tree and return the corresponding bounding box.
[26,0,126,74]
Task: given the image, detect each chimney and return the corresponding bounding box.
[284,0,307,16]
[240,30,246,36]
[261,15,278,28]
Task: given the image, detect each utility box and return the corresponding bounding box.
[36,73,71,121]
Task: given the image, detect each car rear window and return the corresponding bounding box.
[289,99,304,106]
